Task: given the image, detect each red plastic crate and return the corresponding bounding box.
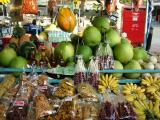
[121,7,146,46]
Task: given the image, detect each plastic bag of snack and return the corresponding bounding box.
[96,42,114,70]
[21,0,38,15]
[54,78,75,99]
[6,85,31,120]
[99,92,119,120]
[77,83,99,102]
[0,75,16,97]
[9,0,23,22]
[54,96,78,120]
[34,94,54,120]
[115,94,136,120]
[88,56,100,89]
[74,55,87,85]
[74,100,100,120]
[0,101,11,120]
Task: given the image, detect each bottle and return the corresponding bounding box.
[50,51,57,67]
[74,55,87,85]
[28,47,37,67]
[39,47,50,68]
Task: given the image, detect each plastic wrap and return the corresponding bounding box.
[96,42,114,70]
[77,83,99,102]
[54,79,75,99]
[74,55,87,85]
[21,0,38,15]
[34,94,53,120]
[0,75,16,97]
[88,57,100,89]
[6,86,31,120]
[74,100,100,120]
[99,93,136,120]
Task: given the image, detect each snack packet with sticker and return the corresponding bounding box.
[6,84,31,120]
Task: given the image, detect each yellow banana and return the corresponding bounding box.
[146,86,157,93]
[153,100,160,115]
[137,115,146,120]
[133,100,146,111]
[149,101,153,110]
[133,108,145,116]
[105,74,108,81]
[99,80,107,87]
[124,95,135,102]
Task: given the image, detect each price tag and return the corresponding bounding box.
[65,97,73,101]
[38,85,48,92]
[14,100,25,106]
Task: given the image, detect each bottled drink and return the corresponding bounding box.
[27,47,37,67]
[39,47,50,68]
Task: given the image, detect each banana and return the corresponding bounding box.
[122,83,146,102]
[149,101,153,110]
[133,107,145,116]
[136,115,146,120]
[133,100,146,111]
[152,100,160,115]
[98,74,119,94]
[146,86,157,94]
[124,95,135,102]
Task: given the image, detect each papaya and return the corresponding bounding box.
[57,8,77,32]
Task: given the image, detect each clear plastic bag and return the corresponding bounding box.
[34,94,53,120]
[74,99,100,120]
[88,56,100,89]
[21,0,38,14]
[96,42,114,70]
[114,94,136,120]
[6,85,31,120]
[74,55,87,85]
[99,93,119,120]
[54,78,75,99]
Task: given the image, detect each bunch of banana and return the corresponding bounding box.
[141,76,160,100]
[122,83,146,102]
[0,0,10,4]
[133,99,160,120]
[98,74,119,94]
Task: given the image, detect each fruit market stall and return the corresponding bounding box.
[0,0,160,120]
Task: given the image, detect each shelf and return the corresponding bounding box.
[48,78,141,85]
[1,68,160,74]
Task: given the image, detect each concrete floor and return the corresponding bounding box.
[150,21,160,53]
